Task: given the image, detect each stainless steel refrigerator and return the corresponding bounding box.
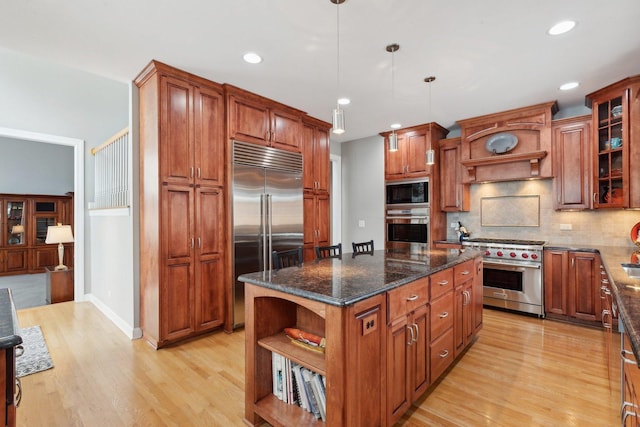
[232,141,303,328]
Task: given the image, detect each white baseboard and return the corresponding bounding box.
[84,293,142,340]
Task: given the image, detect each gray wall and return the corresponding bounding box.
[340,135,385,252]
[0,136,73,194]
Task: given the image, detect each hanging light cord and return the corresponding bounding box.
[336,1,341,108]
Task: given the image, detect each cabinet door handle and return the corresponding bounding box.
[197,237,201,249]
[439,311,449,319]
[15,345,24,358]
[406,294,419,302]
[406,325,415,346]
[190,167,194,178]
[412,323,419,344]
[593,192,598,203]
[463,290,470,306]
[438,280,449,286]
[197,167,201,179]
[15,377,21,407]
[439,349,449,358]
[571,257,574,268]
[191,238,195,249]
[622,349,637,365]
[602,309,611,329]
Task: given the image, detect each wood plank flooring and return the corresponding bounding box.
[15,302,619,426]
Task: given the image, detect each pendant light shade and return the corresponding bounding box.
[332,106,345,134]
[331,0,347,135]
[389,131,398,151]
[425,76,436,165]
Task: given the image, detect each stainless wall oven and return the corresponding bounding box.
[385,207,429,253]
[462,238,544,317]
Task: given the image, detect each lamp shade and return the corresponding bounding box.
[45,224,74,244]
[11,225,24,234]
[332,107,345,134]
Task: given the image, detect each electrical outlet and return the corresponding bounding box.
[559,223,573,231]
[358,220,365,228]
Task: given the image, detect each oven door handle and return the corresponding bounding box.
[483,261,541,271]
[385,216,429,220]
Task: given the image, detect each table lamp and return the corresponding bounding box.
[11,224,24,234]
[45,223,74,271]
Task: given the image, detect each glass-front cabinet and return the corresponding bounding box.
[586,75,640,209]
[5,200,26,246]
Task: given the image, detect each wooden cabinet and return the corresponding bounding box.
[453,260,474,356]
[622,332,640,426]
[551,115,592,210]
[1,289,21,427]
[0,194,73,276]
[45,267,73,304]
[135,60,226,348]
[386,277,429,426]
[381,122,449,181]
[226,84,303,153]
[544,249,602,324]
[586,75,640,208]
[302,117,332,262]
[244,284,386,427]
[428,268,455,382]
[439,137,469,212]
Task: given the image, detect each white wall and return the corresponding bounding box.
[340,135,385,252]
[0,48,137,337]
[0,136,73,194]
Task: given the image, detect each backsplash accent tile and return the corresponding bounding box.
[448,179,640,248]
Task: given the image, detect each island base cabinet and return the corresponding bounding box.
[244,283,386,427]
[622,332,640,426]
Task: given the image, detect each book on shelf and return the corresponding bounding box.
[301,367,322,420]
[311,372,327,421]
[292,363,309,412]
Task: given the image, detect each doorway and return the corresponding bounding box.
[0,126,84,305]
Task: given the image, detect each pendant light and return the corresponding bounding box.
[424,76,436,165]
[387,43,400,152]
[331,0,346,134]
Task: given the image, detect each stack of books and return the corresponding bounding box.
[272,352,327,421]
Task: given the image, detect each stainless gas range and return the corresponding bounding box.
[461,238,545,317]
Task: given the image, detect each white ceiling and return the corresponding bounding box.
[1,0,639,142]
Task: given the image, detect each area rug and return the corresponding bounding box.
[16,325,54,378]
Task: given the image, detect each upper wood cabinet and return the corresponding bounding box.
[225,85,304,153]
[585,75,640,208]
[302,116,331,193]
[135,60,226,347]
[457,101,557,183]
[159,75,224,187]
[551,115,592,210]
[381,122,449,181]
[439,137,469,212]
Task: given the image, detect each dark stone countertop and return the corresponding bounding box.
[0,288,22,349]
[546,242,640,366]
[238,248,482,307]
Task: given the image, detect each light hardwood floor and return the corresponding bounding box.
[15,302,619,426]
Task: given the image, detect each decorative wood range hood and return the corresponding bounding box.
[457,101,558,183]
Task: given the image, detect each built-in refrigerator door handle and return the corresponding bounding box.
[261,194,268,280]
[267,194,273,275]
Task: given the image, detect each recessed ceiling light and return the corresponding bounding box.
[390,123,402,129]
[243,52,262,64]
[338,98,350,106]
[548,20,576,36]
[559,81,579,91]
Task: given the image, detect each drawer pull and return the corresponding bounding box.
[15,345,24,358]
[461,270,470,276]
[439,349,449,358]
[438,280,449,286]
[622,349,637,365]
[439,312,449,319]
[406,294,419,302]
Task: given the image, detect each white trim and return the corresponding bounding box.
[330,154,342,246]
[88,207,130,217]
[84,294,142,339]
[0,126,85,303]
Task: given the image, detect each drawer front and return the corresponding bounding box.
[454,260,474,284]
[430,328,455,382]
[430,291,454,340]
[430,268,454,300]
[388,277,428,322]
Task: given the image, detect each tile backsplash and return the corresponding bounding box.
[447,179,640,249]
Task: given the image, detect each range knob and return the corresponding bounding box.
[485,250,491,256]
[531,253,538,260]
[497,251,503,257]
[521,253,529,259]
[510,252,516,258]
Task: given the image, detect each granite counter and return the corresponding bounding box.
[238,248,482,307]
[546,243,640,366]
[0,288,22,350]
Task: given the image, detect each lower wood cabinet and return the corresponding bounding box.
[622,332,640,426]
[544,249,604,325]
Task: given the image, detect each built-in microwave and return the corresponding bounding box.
[386,179,429,206]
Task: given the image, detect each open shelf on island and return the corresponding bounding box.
[258,332,326,376]
[255,394,324,426]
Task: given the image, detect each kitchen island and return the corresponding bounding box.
[239,248,483,427]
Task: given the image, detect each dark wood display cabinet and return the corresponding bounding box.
[585,75,640,208]
[0,194,73,276]
[0,289,22,427]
